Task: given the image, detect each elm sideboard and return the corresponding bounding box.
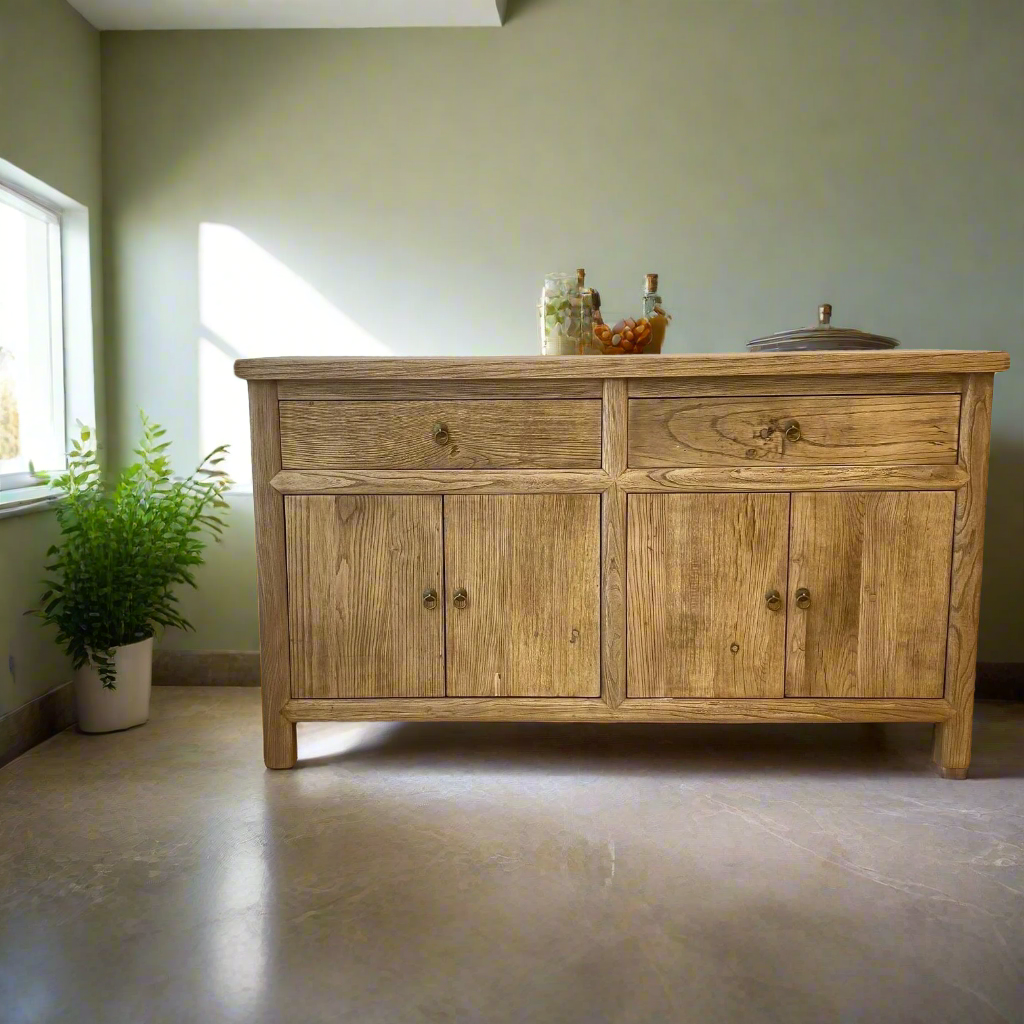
[235,351,1009,775]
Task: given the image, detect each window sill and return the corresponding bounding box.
[0,484,61,520]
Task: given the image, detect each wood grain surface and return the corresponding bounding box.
[271,469,613,494]
[785,491,955,698]
[235,350,1010,381]
[628,374,963,397]
[627,493,790,697]
[285,495,444,698]
[243,354,1005,769]
[278,380,603,400]
[628,395,960,467]
[284,697,953,724]
[280,400,602,469]
[934,373,995,775]
[444,494,601,697]
[617,465,967,492]
[601,380,628,708]
[248,381,297,769]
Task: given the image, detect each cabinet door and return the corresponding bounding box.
[627,493,790,697]
[285,495,444,698]
[786,491,955,698]
[444,495,600,697]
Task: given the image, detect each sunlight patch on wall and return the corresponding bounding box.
[199,223,389,488]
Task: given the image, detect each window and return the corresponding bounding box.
[0,183,65,491]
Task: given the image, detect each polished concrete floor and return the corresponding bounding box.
[1,688,1022,1024]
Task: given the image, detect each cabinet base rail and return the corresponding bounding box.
[282,697,954,724]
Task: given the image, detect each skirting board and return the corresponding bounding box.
[976,663,1024,701]
[150,652,1022,699]
[0,681,74,770]
[153,650,260,687]
[0,661,1019,769]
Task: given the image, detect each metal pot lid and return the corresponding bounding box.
[746,303,900,351]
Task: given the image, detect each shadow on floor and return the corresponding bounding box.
[296,702,1024,779]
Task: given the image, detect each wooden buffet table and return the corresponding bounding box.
[235,351,1009,775]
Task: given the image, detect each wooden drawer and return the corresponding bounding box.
[279,400,603,469]
[627,395,960,467]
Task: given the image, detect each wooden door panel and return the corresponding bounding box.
[285,495,444,698]
[444,494,601,697]
[786,491,955,698]
[627,493,790,697]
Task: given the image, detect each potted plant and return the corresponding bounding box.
[34,414,230,733]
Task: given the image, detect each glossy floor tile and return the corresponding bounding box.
[1,688,1022,1024]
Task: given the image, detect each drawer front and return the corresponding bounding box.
[627,395,960,467]
[280,400,602,469]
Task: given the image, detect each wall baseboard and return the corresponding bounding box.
[976,662,1024,701]
[0,681,74,770]
[2,658,1018,770]
[153,649,260,687]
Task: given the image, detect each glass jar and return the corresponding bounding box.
[539,271,587,355]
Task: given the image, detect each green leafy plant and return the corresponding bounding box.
[34,413,231,688]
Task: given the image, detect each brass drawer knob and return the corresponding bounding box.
[795,587,811,610]
[765,590,782,612]
[452,587,468,610]
[422,588,438,610]
[783,420,802,443]
[432,422,450,446]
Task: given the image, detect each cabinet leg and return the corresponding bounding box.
[932,709,973,780]
[264,715,297,770]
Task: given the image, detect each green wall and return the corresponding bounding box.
[101,0,1022,659]
[0,0,103,717]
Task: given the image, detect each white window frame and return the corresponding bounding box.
[0,157,95,519]
[0,181,66,492]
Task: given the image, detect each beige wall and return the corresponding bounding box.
[101,0,1023,660]
[0,0,103,717]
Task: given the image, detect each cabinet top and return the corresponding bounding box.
[234,350,1009,381]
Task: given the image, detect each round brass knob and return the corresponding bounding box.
[432,422,450,446]
[765,590,782,612]
[784,420,802,443]
[795,587,811,610]
[422,588,438,610]
[452,587,468,610]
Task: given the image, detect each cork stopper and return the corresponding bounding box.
[818,303,833,325]
[576,268,586,288]
[645,273,659,294]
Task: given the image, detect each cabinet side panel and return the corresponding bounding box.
[934,373,995,774]
[248,381,297,769]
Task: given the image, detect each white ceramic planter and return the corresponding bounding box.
[73,637,153,734]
